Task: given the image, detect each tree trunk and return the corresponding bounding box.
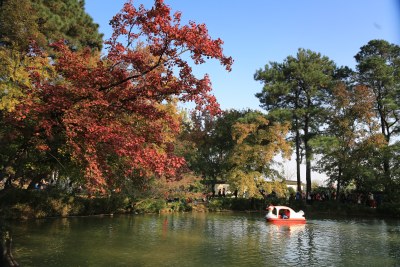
[295,128,302,192]
[304,115,312,202]
[305,153,311,204]
[4,177,13,189]
[1,231,19,267]
[293,112,302,193]
[336,166,342,203]
[380,108,392,194]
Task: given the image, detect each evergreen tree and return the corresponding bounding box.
[32,0,103,51]
[355,39,400,191]
[0,0,45,50]
[255,49,336,196]
[311,82,383,197]
[0,0,103,51]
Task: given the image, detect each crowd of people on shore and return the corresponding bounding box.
[289,190,382,208]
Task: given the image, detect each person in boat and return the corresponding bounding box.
[282,209,290,219]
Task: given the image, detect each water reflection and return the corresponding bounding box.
[9,213,400,267]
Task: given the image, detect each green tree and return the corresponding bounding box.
[0,0,46,50]
[0,0,103,51]
[179,109,246,185]
[255,49,336,196]
[31,0,103,51]
[311,83,384,198]
[355,39,400,191]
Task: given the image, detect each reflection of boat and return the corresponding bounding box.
[269,222,306,235]
[265,205,306,224]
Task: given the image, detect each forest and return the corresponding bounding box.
[1,0,400,218]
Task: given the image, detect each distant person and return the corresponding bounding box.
[218,189,222,197]
[306,192,312,204]
[375,193,382,207]
[222,188,226,197]
[369,192,376,208]
[289,193,295,203]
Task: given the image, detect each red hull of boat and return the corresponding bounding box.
[266,218,306,224]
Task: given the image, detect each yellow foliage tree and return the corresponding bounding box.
[226,111,291,198]
[0,47,56,111]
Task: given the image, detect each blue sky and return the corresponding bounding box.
[85,1,399,183]
[85,0,399,112]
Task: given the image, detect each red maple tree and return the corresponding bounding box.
[14,0,233,192]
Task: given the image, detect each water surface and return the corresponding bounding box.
[9,212,400,266]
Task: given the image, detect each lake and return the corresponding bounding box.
[8,212,400,266]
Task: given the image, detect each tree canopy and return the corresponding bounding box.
[255,49,336,195]
[1,0,399,203]
[355,39,400,192]
[3,0,232,192]
[179,109,245,182]
[0,0,103,51]
[226,111,291,198]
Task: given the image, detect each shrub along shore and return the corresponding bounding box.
[0,188,399,221]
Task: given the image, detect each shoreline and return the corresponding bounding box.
[1,188,399,221]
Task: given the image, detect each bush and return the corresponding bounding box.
[134,198,166,213]
[169,200,192,212]
[0,188,132,219]
[207,198,232,211]
[207,197,266,211]
[377,202,400,218]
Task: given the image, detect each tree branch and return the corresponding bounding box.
[99,41,169,92]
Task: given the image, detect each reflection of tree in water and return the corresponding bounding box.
[385,223,400,261]
[10,218,74,266]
